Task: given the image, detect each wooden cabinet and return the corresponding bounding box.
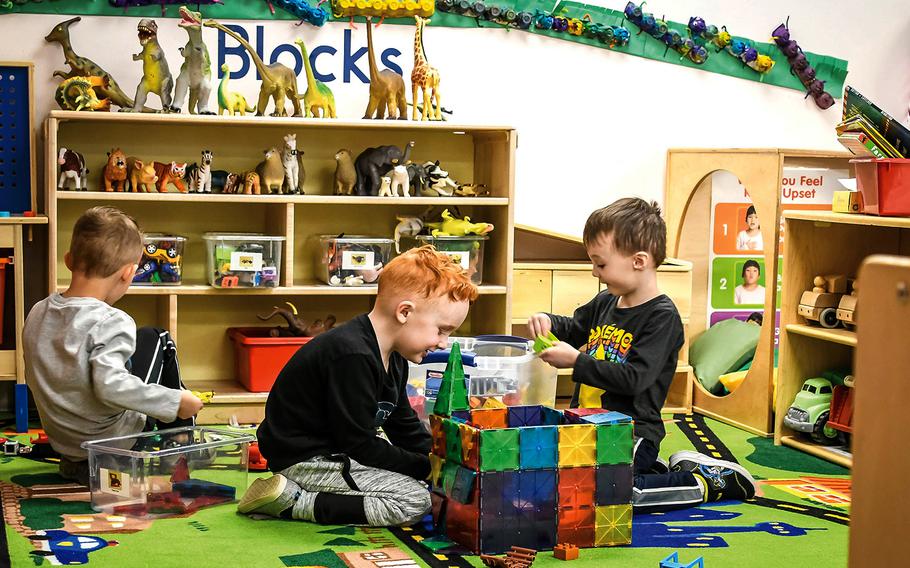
[775,211,910,467]
[46,111,516,423]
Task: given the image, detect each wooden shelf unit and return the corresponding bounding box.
[775,210,910,467]
[46,112,516,423]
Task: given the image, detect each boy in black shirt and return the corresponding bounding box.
[529,198,756,512]
[239,247,478,525]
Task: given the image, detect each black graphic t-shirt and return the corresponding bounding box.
[257,314,431,479]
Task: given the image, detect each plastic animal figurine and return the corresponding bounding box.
[393,215,424,253]
[377,175,393,197]
[173,6,213,115]
[243,171,261,195]
[258,302,336,337]
[329,274,366,286]
[196,150,213,193]
[411,16,441,121]
[406,162,429,194]
[334,149,356,195]
[153,161,188,193]
[363,17,407,119]
[222,172,243,194]
[102,148,128,192]
[294,38,335,118]
[256,147,285,194]
[131,19,176,112]
[217,64,255,116]
[424,160,457,196]
[127,157,159,193]
[281,134,301,194]
[44,17,135,110]
[354,141,414,195]
[454,183,489,197]
[425,209,494,237]
[57,148,88,191]
[54,76,111,111]
[386,162,410,197]
[204,19,303,117]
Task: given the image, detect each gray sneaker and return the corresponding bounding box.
[238,474,302,517]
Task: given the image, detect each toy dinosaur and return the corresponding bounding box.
[364,17,407,119]
[217,64,255,115]
[54,76,111,111]
[131,19,176,112]
[294,37,336,118]
[425,209,494,237]
[44,17,135,110]
[257,302,336,337]
[204,19,303,117]
[173,6,213,115]
[411,16,441,121]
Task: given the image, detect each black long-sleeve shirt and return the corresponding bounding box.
[548,291,684,448]
[257,314,431,479]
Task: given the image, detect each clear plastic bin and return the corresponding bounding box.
[203,233,284,288]
[407,335,557,426]
[132,234,186,286]
[415,235,487,284]
[81,426,254,517]
[316,235,392,286]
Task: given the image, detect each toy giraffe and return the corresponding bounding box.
[411,16,441,121]
[294,38,336,118]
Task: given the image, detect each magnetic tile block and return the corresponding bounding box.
[508,405,544,427]
[460,422,480,470]
[451,466,477,504]
[579,411,633,426]
[430,414,446,457]
[519,426,558,470]
[542,406,565,426]
[446,485,479,552]
[429,453,445,489]
[479,516,512,555]
[479,428,520,472]
[558,425,597,467]
[594,504,632,547]
[516,469,558,518]
[470,407,508,430]
[596,423,634,465]
[564,408,611,424]
[452,409,472,422]
[595,464,634,506]
[557,506,595,548]
[558,467,595,509]
[441,461,461,497]
[445,419,463,465]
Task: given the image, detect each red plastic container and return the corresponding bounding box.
[852,158,910,216]
[227,327,313,392]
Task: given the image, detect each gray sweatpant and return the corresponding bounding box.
[280,456,431,527]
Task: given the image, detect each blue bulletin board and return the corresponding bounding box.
[0,64,33,214]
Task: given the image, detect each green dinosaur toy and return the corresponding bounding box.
[204,19,302,117]
[217,64,256,116]
[131,19,175,113]
[173,6,213,115]
[532,331,559,354]
[44,17,135,110]
[425,209,495,237]
[294,37,336,118]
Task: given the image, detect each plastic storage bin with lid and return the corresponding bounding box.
[316,235,392,286]
[203,233,284,288]
[81,426,254,517]
[415,235,487,284]
[406,335,557,426]
[132,234,186,285]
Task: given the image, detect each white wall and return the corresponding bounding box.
[1,1,908,236]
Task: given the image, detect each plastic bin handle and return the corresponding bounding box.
[419,349,477,366]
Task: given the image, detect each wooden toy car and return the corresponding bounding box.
[798,275,848,329]
[836,279,858,328]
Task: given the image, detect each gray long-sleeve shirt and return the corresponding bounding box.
[23,294,182,460]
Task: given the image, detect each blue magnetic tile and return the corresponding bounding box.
[580,411,633,425]
[508,405,543,427]
[595,464,634,506]
[541,407,564,426]
[519,426,558,470]
[452,410,471,422]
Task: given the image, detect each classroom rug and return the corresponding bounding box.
[1,414,850,567]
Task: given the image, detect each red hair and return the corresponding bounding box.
[378,246,479,303]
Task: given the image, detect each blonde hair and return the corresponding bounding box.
[583,197,667,267]
[378,246,479,303]
[69,206,143,278]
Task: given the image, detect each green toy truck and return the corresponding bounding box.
[784,376,843,445]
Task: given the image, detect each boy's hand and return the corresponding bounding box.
[528,313,551,338]
[177,391,204,419]
[538,341,581,369]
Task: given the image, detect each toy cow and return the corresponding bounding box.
[57,148,88,190]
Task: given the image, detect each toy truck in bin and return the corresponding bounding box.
[784,370,849,445]
[798,275,849,329]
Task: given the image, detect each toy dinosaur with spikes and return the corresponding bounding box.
[257,302,336,337]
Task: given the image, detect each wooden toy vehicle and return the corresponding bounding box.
[836,279,858,328]
[797,275,848,328]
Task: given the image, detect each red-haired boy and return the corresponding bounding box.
[239,246,478,526]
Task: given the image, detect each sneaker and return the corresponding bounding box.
[238,474,302,517]
[669,450,756,502]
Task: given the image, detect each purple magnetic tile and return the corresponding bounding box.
[452,410,471,422]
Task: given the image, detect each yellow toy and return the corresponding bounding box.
[411,16,441,121]
[217,63,255,116]
[426,209,494,237]
[294,38,336,118]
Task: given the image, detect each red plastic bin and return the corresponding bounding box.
[227,327,313,392]
[851,158,910,216]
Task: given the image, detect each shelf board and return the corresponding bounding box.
[0,216,48,225]
[780,435,853,468]
[186,380,268,404]
[785,324,857,347]
[784,209,910,229]
[59,283,508,296]
[49,110,515,135]
[55,191,509,206]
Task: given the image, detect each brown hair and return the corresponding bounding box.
[378,246,479,303]
[68,206,143,278]
[583,197,667,266]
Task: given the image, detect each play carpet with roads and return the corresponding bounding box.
[1,415,850,568]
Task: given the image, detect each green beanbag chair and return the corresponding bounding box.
[689,318,761,395]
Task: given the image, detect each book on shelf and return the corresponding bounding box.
[835,114,903,158]
[837,132,887,158]
[840,86,910,158]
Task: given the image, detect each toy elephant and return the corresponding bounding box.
[353,141,414,196]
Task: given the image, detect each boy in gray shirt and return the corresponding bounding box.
[24,206,203,484]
